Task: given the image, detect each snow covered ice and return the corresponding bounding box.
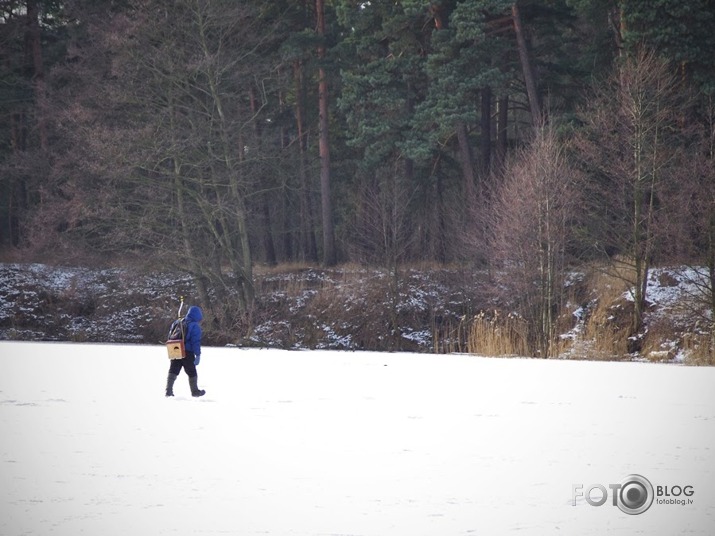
[1,342,714,535]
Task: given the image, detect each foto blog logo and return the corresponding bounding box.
[572,474,694,515]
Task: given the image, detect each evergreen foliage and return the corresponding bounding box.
[1,0,714,344]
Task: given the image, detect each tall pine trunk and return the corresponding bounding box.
[495,95,509,172]
[249,87,277,266]
[316,0,336,266]
[26,0,48,153]
[512,2,542,126]
[293,59,319,263]
[480,87,492,177]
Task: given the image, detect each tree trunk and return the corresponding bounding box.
[168,91,213,313]
[480,87,492,177]
[196,6,254,309]
[316,0,337,266]
[173,158,212,314]
[250,87,277,266]
[608,4,626,55]
[432,4,477,204]
[512,2,542,126]
[436,172,447,263]
[26,0,48,153]
[278,86,294,262]
[496,94,509,172]
[456,123,476,200]
[294,58,319,263]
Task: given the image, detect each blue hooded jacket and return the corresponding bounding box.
[184,305,203,362]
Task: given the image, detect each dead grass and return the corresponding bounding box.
[575,264,634,359]
[681,331,715,366]
[466,311,530,357]
[641,317,679,362]
[432,315,470,354]
[2,260,711,362]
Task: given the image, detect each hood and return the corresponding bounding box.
[186,305,203,322]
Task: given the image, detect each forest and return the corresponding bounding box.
[1,0,714,357]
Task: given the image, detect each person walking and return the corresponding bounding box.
[165,305,206,397]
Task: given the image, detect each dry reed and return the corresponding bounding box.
[467,310,530,357]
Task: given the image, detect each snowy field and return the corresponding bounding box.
[1,342,714,536]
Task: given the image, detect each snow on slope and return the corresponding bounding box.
[1,342,714,535]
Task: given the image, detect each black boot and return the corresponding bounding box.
[166,373,178,397]
[189,375,205,397]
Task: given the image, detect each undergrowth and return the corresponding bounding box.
[0,262,711,363]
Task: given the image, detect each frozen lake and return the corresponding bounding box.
[1,341,714,535]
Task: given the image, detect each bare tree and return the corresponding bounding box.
[351,167,415,269]
[51,1,274,320]
[662,97,715,359]
[574,48,685,335]
[488,123,580,357]
[350,165,416,349]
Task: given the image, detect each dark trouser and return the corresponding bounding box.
[168,351,197,378]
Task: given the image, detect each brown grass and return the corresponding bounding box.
[681,331,715,365]
[466,311,530,357]
[640,317,679,362]
[432,315,470,354]
[577,265,634,359]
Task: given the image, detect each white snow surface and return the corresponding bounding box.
[1,342,714,536]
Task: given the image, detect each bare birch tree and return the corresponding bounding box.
[489,123,580,357]
[661,97,715,360]
[574,48,685,335]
